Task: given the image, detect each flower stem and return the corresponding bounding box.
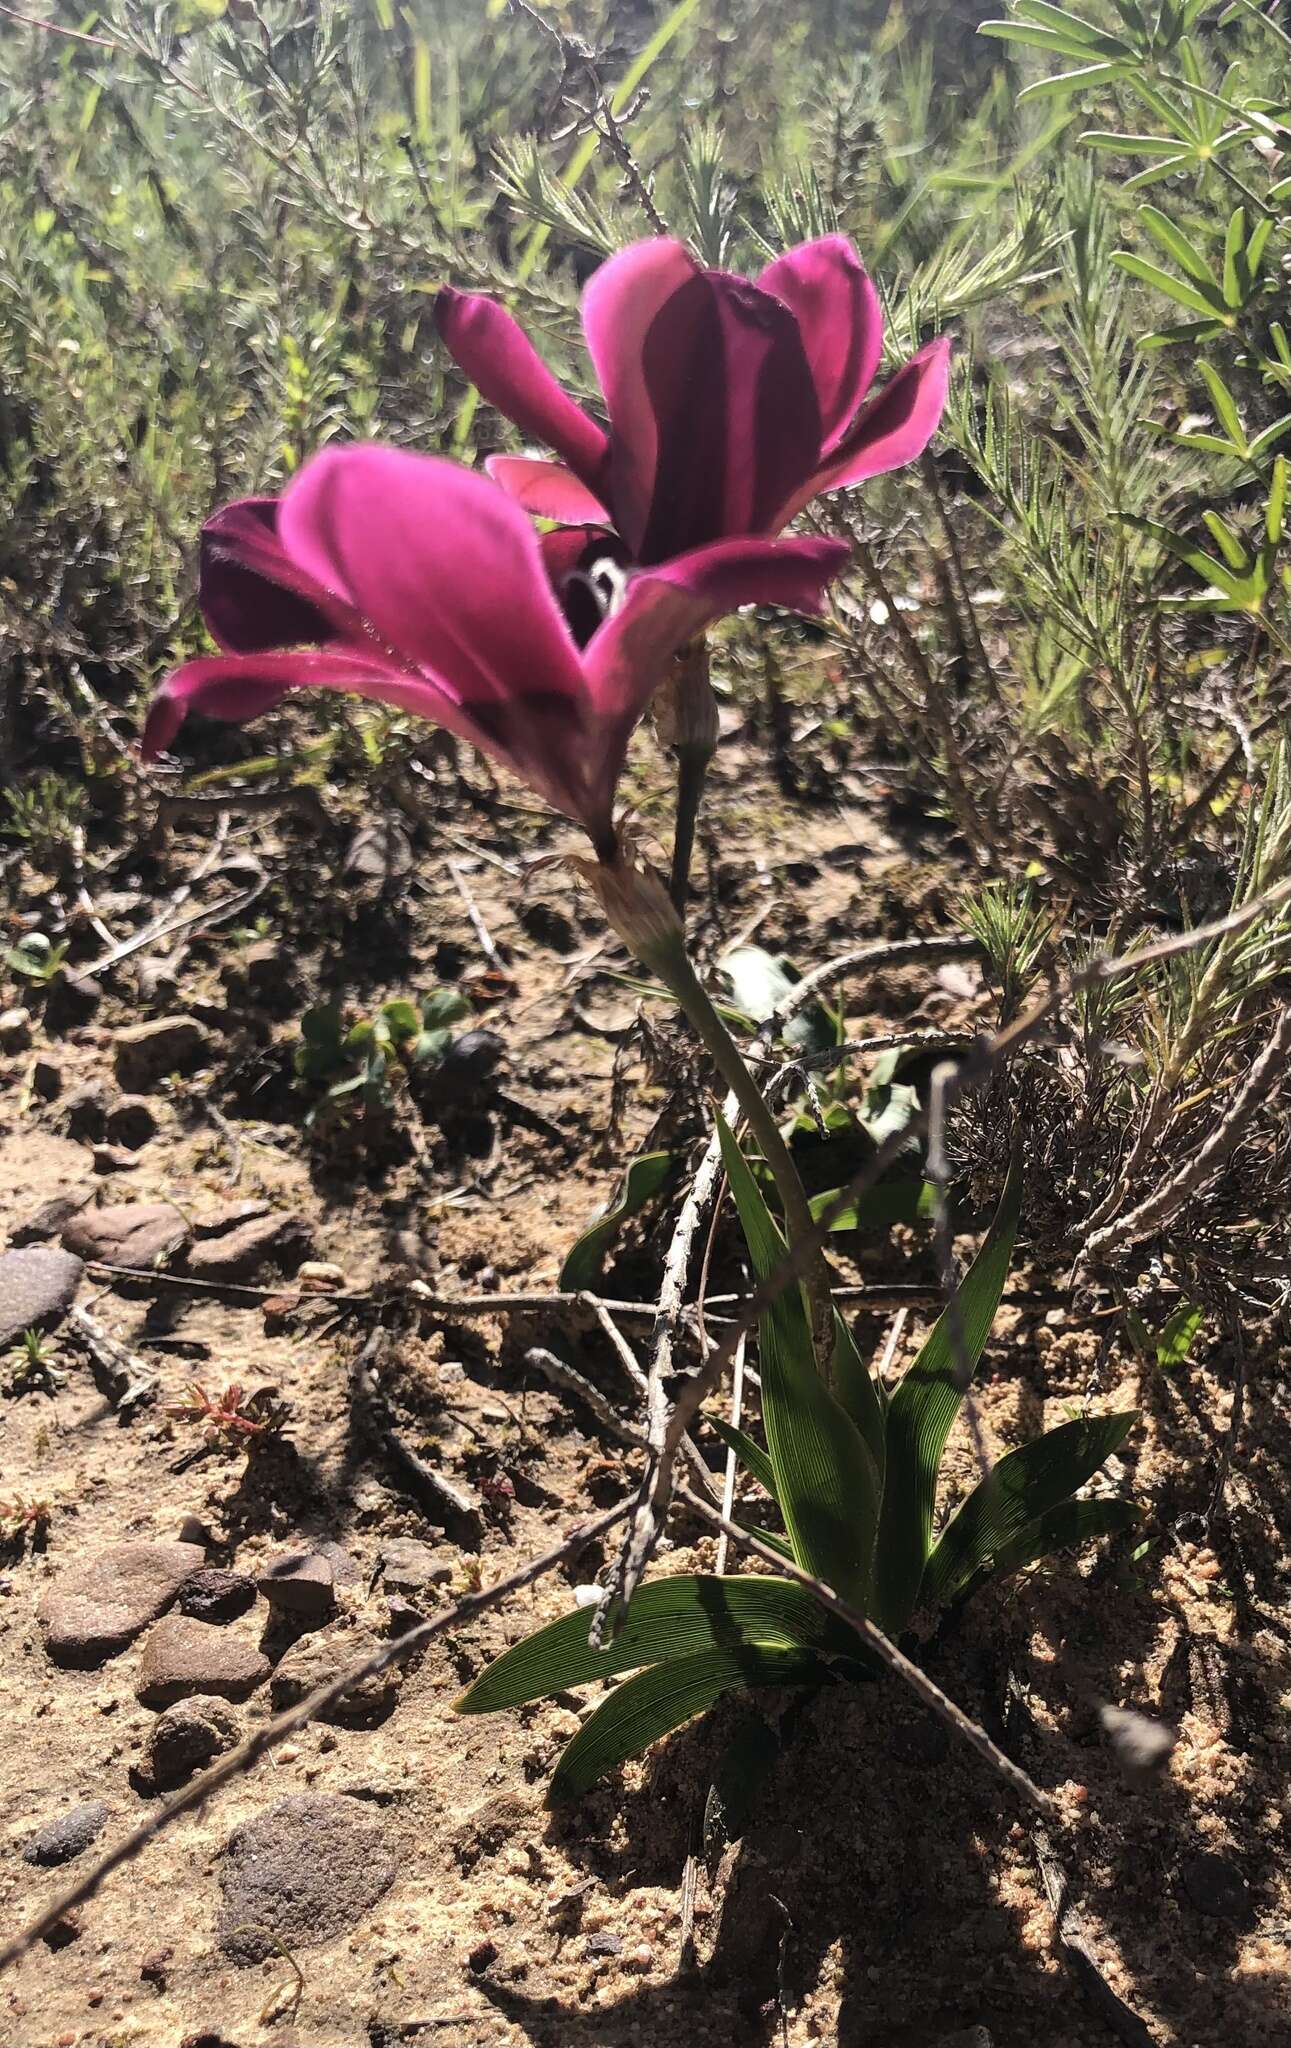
[652,937,834,1361]
[668,746,710,914]
[579,848,834,1363]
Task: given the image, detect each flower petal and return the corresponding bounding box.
[759,236,883,450]
[200,498,353,653]
[436,287,609,493]
[485,454,611,524]
[780,335,952,522]
[578,534,849,828]
[580,239,701,557]
[584,244,822,561]
[638,272,823,561]
[141,647,410,760]
[276,446,632,837]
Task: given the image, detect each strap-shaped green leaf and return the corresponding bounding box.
[922,1411,1138,1607]
[951,1497,1141,1608]
[455,1573,855,1714]
[709,1417,781,1501]
[548,1645,831,1803]
[718,1119,880,1608]
[559,1149,674,1289]
[831,1309,887,1480]
[871,1153,1022,1634]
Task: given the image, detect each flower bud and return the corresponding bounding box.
[652,639,718,762]
[570,843,684,971]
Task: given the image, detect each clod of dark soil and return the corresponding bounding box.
[269,1623,403,1723]
[0,1245,84,1349]
[62,1200,191,1269]
[30,1056,61,1102]
[139,1695,242,1790]
[135,1615,270,1706]
[257,1549,336,1617]
[0,1005,31,1053]
[104,1094,158,1149]
[216,1792,396,1961]
[21,1800,109,1867]
[1179,1849,1254,1923]
[178,1568,257,1623]
[112,1014,212,1091]
[38,1540,206,1663]
[62,1079,108,1141]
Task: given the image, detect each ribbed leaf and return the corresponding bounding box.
[708,1417,780,1501]
[559,1149,674,1289]
[548,1645,831,1803]
[831,1310,887,1480]
[719,1119,879,1607]
[922,1411,1138,1606]
[871,1154,1022,1634]
[455,1573,855,1714]
[952,1497,1141,1607]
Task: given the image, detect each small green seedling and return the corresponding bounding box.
[458,1136,1139,1802]
[294,987,471,1120]
[5,1329,67,1395]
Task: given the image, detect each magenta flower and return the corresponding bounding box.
[435,236,951,565]
[142,445,849,858]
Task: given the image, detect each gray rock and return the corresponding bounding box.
[22,1800,109,1867]
[62,1200,190,1270]
[183,1210,311,1282]
[217,1793,396,1961]
[0,1247,84,1350]
[269,1625,402,1724]
[39,1540,205,1663]
[0,1007,32,1053]
[178,1568,256,1623]
[1180,1850,1252,1923]
[140,1695,241,1789]
[257,1550,335,1618]
[105,1096,158,1150]
[342,818,412,891]
[378,1537,454,1596]
[136,1615,270,1706]
[112,1015,211,1092]
[1100,1704,1176,1788]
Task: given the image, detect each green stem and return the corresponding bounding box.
[668,745,710,914]
[651,936,833,1357]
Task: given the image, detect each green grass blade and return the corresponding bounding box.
[547,1645,830,1803]
[718,1120,880,1607]
[455,1574,853,1714]
[952,1498,1141,1606]
[871,1153,1023,1634]
[922,1411,1138,1606]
